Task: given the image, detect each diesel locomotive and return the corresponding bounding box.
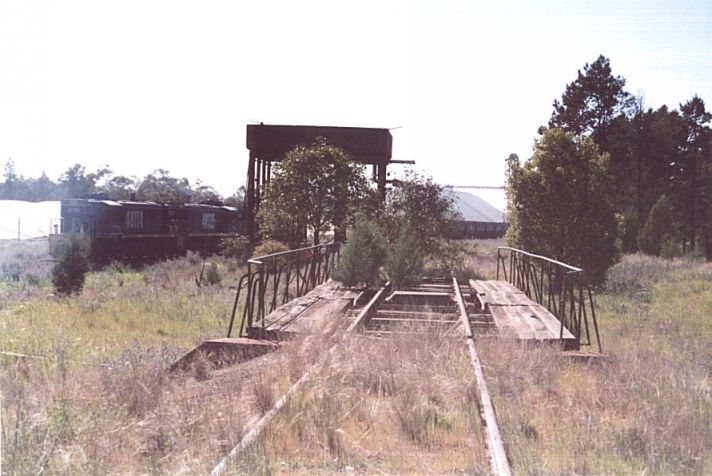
[49,198,245,262]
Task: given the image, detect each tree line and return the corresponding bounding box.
[507,55,712,283]
[0,161,244,206]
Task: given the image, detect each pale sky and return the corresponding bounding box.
[1,0,711,210]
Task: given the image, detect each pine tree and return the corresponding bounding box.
[507,129,618,284]
[52,235,90,295]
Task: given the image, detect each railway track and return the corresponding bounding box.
[210,276,512,476]
[358,277,511,476]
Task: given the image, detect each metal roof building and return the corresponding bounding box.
[447,190,508,239]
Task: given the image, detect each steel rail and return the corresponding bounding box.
[452,277,512,476]
[209,282,391,476]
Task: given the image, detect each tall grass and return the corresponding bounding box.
[0,238,52,303]
[3,239,710,474]
[1,342,284,474]
[1,240,259,474]
[480,252,712,475]
[232,333,489,475]
[1,251,246,361]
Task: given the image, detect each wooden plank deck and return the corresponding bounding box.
[469,279,533,306]
[469,279,578,349]
[249,280,359,338]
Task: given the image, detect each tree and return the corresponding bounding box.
[28,172,60,201]
[135,169,191,203]
[606,105,687,251]
[547,55,634,147]
[703,135,712,260]
[1,158,20,199]
[257,138,369,246]
[669,96,712,252]
[59,164,111,198]
[224,186,246,207]
[379,171,460,259]
[333,219,387,288]
[52,235,90,295]
[191,181,223,205]
[638,195,677,257]
[384,223,425,288]
[100,175,138,200]
[507,128,618,284]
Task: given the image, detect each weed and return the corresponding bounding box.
[250,377,276,416]
[393,390,452,447]
[480,254,712,474]
[192,351,212,381]
[205,262,222,286]
[52,235,90,295]
[604,253,672,297]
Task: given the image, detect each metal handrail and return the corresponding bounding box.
[247,242,333,265]
[495,247,601,352]
[227,241,341,338]
[496,246,582,274]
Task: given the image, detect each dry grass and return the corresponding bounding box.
[0,238,53,304]
[1,342,296,474]
[1,244,246,362]
[0,239,259,474]
[2,238,711,474]
[479,253,712,475]
[232,332,489,475]
[454,239,502,280]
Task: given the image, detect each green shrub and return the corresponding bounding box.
[385,224,424,288]
[187,251,201,266]
[660,239,683,260]
[25,273,41,287]
[638,195,677,256]
[219,235,250,260]
[105,261,132,274]
[205,262,221,286]
[333,219,387,288]
[604,253,671,296]
[52,235,90,295]
[252,239,289,259]
[251,239,290,271]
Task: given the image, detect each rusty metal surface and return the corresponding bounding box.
[383,290,455,307]
[246,124,393,164]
